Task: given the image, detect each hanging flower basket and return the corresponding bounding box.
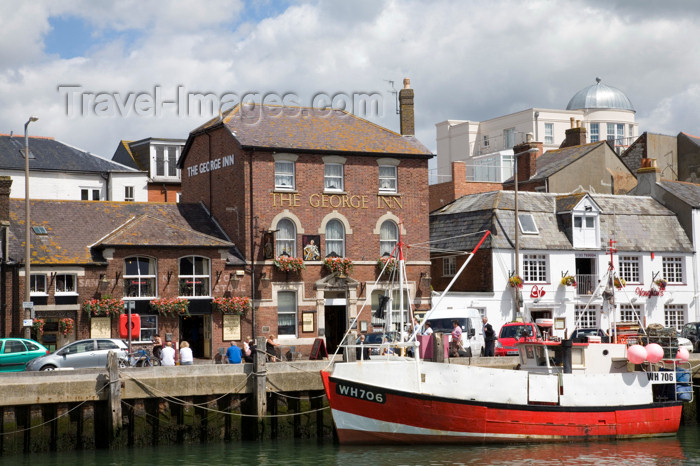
[377,256,397,273]
[560,275,577,287]
[150,297,190,316]
[614,277,626,290]
[212,296,251,315]
[508,275,523,289]
[654,278,667,291]
[82,297,123,318]
[273,256,305,273]
[33,318,45,335]
[324,257,353,276]
[59,318,74,336]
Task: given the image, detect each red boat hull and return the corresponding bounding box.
[321,371,683,444]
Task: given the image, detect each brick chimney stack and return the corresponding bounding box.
[399,77,415,136]
[635,158,660,194]
[0,176,12,226]
[560,119,588,148]
[513,137,544,182]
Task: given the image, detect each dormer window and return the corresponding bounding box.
[154,145,180,179]
[567,195,601,249]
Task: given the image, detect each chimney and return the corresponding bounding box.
[635,158,660,195]
[560,122,588,148]
[0,176,11,226]
[399,77,415,136]
[513,140,543,182]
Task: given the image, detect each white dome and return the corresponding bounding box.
[566,78,635,112]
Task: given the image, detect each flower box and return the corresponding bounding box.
[508,275,523,289]
[83,297,124,318]
[377,256,397,273]
[59,318,74,336]
[273,256,305,273]
[212,296,251,315]
[324,257,353,276]
[560,275,577,287]
[150,297,190,316]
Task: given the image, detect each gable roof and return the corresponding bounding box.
[7,200,234,265]
[430,190,691,253]
[658,180,700,207]
[187,104,432,158]
[0,135,137,174]
[528,141,606,182]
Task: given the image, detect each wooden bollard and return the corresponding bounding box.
[254,336,267,420]
[107,351,122,439]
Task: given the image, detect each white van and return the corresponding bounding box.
[423,306,485,357]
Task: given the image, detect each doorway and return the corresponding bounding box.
[180,315,204,358]
[575,257,596,295]
[324,305,346,354]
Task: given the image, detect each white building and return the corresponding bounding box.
[429,190,695,339]
[0,134,148,202]
[434,78,638,183]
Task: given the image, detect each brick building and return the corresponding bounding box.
[178,81,433,354]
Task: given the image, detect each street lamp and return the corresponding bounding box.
[23,116,38,338]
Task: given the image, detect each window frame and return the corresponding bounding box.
[664,304,685,332]
[378,165,397,194]
[442,256,457,277]
[325,219,345,258]
[178,256,211,298]
[618,256,641,283]
[522,254,547,283]
[124,186,135,202]
[139,314,158,343]
[30,274,48,296]
[277,291,297,337]
[662,256,684,284]
[590,123,599,143]
[324,163,344,192]
[574,305,598,328]
[518,214,539,234]
[544,123,554,145]
[619,304,641,322]
[379,220,399,257]
[276,218,297,257]
[154,145,180,180]
[275,160,295,190]
[55,273,77,295]
[123,256,157,298]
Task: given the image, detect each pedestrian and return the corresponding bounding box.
[356,334,370,360]
[450,320,462,357]
[226,340,242,364]
[482,316,495,357]
[152,334,163,360]
[242,336,253,363]
[266,335,280,362]
[160,341,176,366]
[412,316,420,336]
[179,340,194,365]
[422,321,434,336]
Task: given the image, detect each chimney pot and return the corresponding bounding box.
[403,78,411,89]
[570,117,575,128]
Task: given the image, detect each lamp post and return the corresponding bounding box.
[23,116,38,338]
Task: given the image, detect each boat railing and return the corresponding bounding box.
[343,340,420,360]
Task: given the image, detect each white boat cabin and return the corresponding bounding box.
[518,341,629,375]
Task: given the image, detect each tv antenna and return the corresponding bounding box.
[385,79,399,115]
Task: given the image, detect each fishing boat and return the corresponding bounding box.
[321,231,693,444]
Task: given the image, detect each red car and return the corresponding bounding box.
[495,322,542,356]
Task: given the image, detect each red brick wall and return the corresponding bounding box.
[430,249,493,292]
[429,162,502,211]
[147,183,181,203]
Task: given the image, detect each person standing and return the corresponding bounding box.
[356,334,370,360]
[179,341,194,365]
[226,341,242,364]
[450,320,462,357]
[152,334,163,360]
[266,335,280,362]
[422,321,434,335]
[242,336,253,363]
[160,341,176,366]
[482,316,496,357]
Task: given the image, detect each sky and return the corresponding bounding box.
[2,0,700,170]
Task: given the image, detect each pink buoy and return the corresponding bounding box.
[627,344,647,364]
[677,347,690,362]
[646,343,664,363]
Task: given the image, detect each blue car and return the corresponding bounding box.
[0,338,50,372]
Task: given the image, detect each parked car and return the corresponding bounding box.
[571,328,610,343]
[680,322,700,352]
[495,322,542,356]
[677,336,694,354]
[0,338,50,372]
[25,338,128,371]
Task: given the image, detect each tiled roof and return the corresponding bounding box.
[430,191,692,253]
[0,135,137,173]
[555,193,586,213]
[658,180,700,207]
[680,132,700,148]
[195,104,432,157]
[7,200,234,265]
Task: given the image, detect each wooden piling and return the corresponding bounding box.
[106,351,122,442]
[254,336,267,420]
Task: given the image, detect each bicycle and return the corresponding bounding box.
[127,348,159,367]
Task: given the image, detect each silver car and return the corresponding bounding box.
[25,338,128,371]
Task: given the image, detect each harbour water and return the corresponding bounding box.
[6,423,700,465]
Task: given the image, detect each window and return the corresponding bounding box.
[278,291,297,336]
[276,219,296,257]
[607,123,625,146]
[155,146,179,178]
[619,256,640,283]
[325,220,345,257]
[55,274,77,294]
[81,188,100,201]
[442,256,456,277]
[379,165,397,193]
[504,128,515,148]
[590,123,599,143]
[125,186,134,202]
[32,226,47,235]
[662,257,683,283]
[522,254,547,283]
[179,256,210,297]
[518,214,538,234]
[619,304,641,322]
[275,161,295,190]
[544,123,553,145]
[574,305,597,328]
[140,315,158,342]
[123,256,156,297]
[665,305,685,331]
[324,163,343,191]
[371,289,410,329]
[573,216,595,228]
[3,340,27,354]
[30,274,47,295]
[483,135,489,147]
[379,220,398,257]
